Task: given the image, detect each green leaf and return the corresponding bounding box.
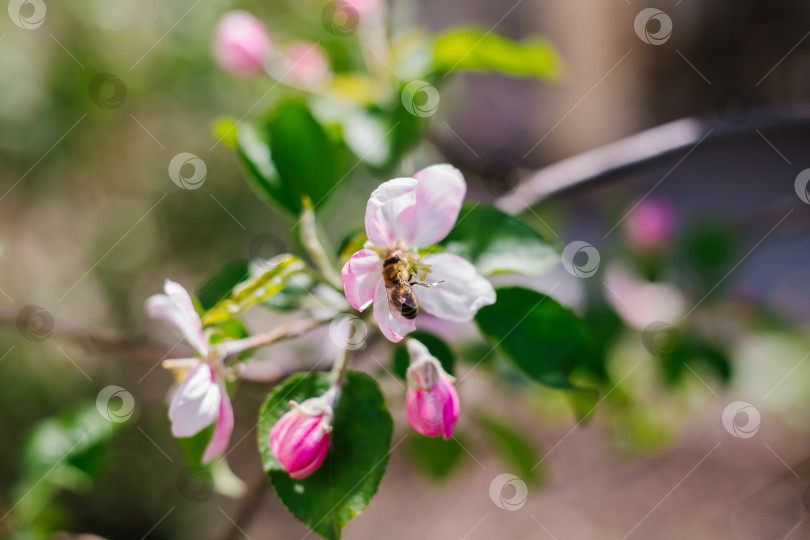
[337,229,368,267]
[237,100,345,214]
[236,122,290,210]
[476,414,541,484]
[197,261,249,311]
[15,403,123,525]
[441,204,559,276]
[258,372,393,540]
[432,28,561,80]
[392,330,456,380]
[263,272,315,312]
[405,433,465,480]
[475,287,590,389]
[202,256,306,326]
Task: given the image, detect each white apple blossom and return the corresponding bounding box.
[341,164,496,342]
[146,280,233,463]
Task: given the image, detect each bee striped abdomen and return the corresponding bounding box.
[398,298,418,319]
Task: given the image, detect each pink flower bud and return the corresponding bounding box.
[282,41,332,92]
[623,197,677,250]
[212,11,272,77]
[405,340,459,439]
[269,390,336,479]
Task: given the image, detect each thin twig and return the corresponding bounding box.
[218,317,328,357]
[221,476,269,540]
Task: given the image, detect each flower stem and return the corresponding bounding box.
[300,197,342,290]
[330,346,351,387]
[218,317,325,358]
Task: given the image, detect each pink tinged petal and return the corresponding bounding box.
[341,249,382,311]
[417,253,496,322]
[372,279,415,343]
[343,0,380,16]
[408,164,466,248]
[213,11,272,77]
[202,378,234,463]
[168,364,221,438]
[439,373,460,440]
[146,279,208,356]
[283,41,332,92]
[364,178,417,248]
[270,408,331,479]
[406,387,444,438]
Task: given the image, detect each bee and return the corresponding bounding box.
[382,253,442,320]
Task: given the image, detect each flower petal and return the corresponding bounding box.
[372,279,415,342]
[341,249,382,311]
[202,378,234,463]
[439,373,460,440]
[364,177,417,248]
[168,364,221,438]
[407,164,466,248]
[417,253,496,321]
[146,279,207,356]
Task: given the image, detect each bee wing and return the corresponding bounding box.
[386,284,402,313]
[386,284,418,320]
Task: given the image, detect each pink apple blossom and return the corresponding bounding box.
[342,0,380,16]
[340,164,496,342]
[281,41,332,92]
[623,197,677,250]
[405,339,459,439]
[146,279,233,463]
[270,388,338,479]
[212,11,272,77]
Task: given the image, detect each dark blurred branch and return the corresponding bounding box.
[0,311,178,363]
[221,476,269,540]
[497,108,810,212]
[0,312,329,368]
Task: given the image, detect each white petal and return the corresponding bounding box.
[364,178,417,248]
[417,253,496,321]
[407,165,466,248]
[373,279,415,342]
[341,249,382,311]
[202,377,234,463]
[168,364,221,437]
[603,263,686,329]
[146,279,208,356]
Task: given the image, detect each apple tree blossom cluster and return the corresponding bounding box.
[138,2,721,539]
